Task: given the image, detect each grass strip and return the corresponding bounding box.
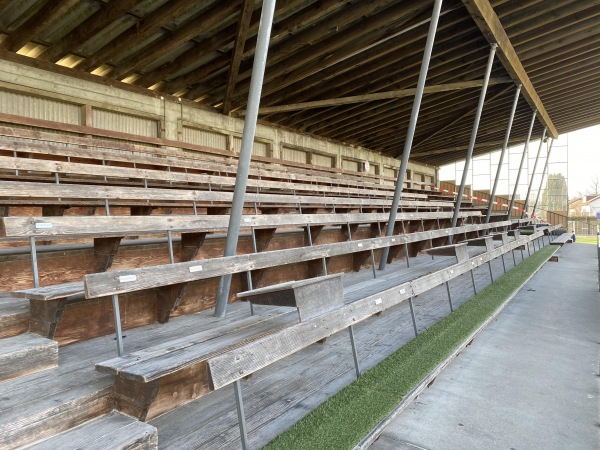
[265,244,557,450]
[576,235,598,245]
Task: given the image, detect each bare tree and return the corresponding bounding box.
[589,175,599,194]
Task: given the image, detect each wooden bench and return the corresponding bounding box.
[0,125,397,194]
[0,180,449,216]
[551,233,573,245]
[548,251,561,262]
[91,228,545,424]
[237,274,344,322]
[0,154,427,201]
[14,219,517,341]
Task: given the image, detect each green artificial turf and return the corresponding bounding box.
[576,235,599,245]
[264,244,557,450]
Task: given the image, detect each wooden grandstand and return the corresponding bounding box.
[0,0,596,448]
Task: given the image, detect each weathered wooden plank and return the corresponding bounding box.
[207,230,545,389]
[84,221,514,299]
[0,180,445,209]
[0,155,422,200]
[460,0,558,138]
[1,212,470,238]
[15,282,84,301]
[0,333,58,382]
[26,412,157,450]
[238,274,344,322]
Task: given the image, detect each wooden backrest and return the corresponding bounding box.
[0,180,451,210]
[0,155,427,200]
[83,220,514,299]
[0,210,477,239]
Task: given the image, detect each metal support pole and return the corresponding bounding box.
[379,0,443,270]
[488,260,494,282]
[30,236,40,288]
[512,248,517,266]
[532,138,554,218]
[521,128,547,218]
[104,199,110,216]
[485,85,521,224]
[112,294,124,356]
[348,325,361,379]
[445,281,453,312]
[449,43,497,242]
[370,249,377,278]
[193,200,198,216]
[520,245,525,261]
[215,0,277,318]
[234,380,250,450]
[500,253,506,273]
[508,110,537,220]
[167,230,175,265]
[470,269,477,295]
[408,297,418,337]
[400,220,410,270]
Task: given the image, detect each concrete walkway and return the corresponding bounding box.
[370,243,600,450]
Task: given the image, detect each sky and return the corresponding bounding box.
[439,123,600,199]
[564,124,600,197]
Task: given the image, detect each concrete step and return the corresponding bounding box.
[0,333,57,382]
[25,411,157,450]
[0,296,30,338]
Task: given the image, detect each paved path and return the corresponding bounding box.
[370,242,600,450]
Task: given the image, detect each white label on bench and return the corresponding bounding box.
[35,222,53,229]
[450,269,454,274]
[118,275,137,283]
[391,238,396,242]
[189,265,203,273]
[244,218,252,223]
[399,288,406,295]
[374,298,382,305]
[357,243,363,248]
[471,261,475,265]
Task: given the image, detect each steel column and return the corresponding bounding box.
[507,110,537,220]
[234,380,250,450]
[379,0,443,270]
[29,237,40,288]
[408,297,418,337]
[532,138,554,217]
[112,294,124,356]
[485,85,521,224]
[348,325,361,379]
[521,128,547,219]
[215,0,277,317]
[445,281,453,312]
[449,44,498,242]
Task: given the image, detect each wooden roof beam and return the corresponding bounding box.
[236,78,511,116]
[222,0,254,115]
[111,1,240,81]
[80,0,195,73]
[1,0,80,52]
[461,0,558,138]
[39,0,144,63]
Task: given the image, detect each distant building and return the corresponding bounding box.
[569,194,600,218]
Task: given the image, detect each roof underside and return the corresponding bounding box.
[0,0,598,166]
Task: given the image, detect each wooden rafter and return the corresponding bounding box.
[111,2,240,81]
[39,0,143,63]
[80,0,194,72]
[1,0,80,52]
[222,0,255,115]
[461,0,558,138]
[236,78,512,116]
